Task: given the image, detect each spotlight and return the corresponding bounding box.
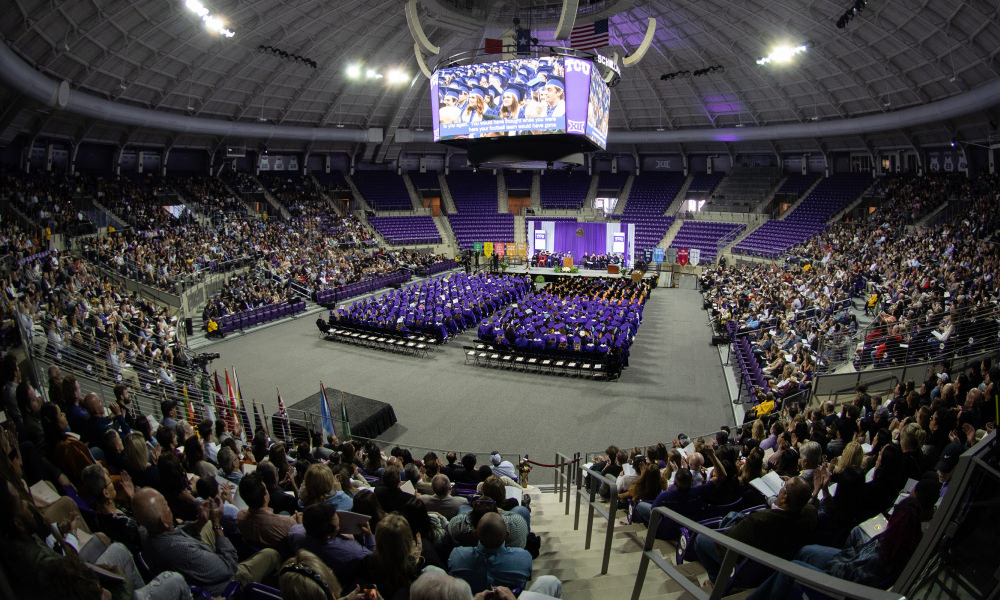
[346,64,361,79]
[950,138,957,147]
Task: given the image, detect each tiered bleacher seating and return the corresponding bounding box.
[596,172,629,193]
[407,170,440,191]
[314,270,412,306]
[617,173,685,256]
[312,171,349,192]
[728,321,770,404]
[352,171,413,211]
[733,173,872,257]
[448,213,515,250]
[447,171,498,212]
[775,173,820,197]
[538,172,590,209]
[368,215,442,245]
[504,170,533,193]
[215,300,308,334]
[687,171,725,195]
[669,221,746,262]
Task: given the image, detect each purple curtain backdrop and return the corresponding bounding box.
[553,222,607,257]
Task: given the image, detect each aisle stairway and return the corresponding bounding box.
[529,488,724,599]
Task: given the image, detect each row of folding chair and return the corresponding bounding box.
[463,344,610,379]
[326,326,432,357]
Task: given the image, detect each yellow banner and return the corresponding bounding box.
[484,242,494,257]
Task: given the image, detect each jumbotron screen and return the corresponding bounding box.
[430,56,610,150]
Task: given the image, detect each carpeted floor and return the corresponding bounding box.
[204,284,733,480]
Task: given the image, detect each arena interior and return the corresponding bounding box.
[0,1,998,599]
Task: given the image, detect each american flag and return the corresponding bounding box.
[569,18,610,50]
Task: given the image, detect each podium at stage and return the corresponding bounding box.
[563,257,573,269]
[607,264,620,274]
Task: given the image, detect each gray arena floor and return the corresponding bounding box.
[206,285,734,476]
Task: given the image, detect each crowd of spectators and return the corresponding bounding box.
[1,173,97,236]
[594,360,993,593]
[1,362,564,599]
[258,173,333,220]
[171,175,248,218]
[703,171,1000,376]
[94,175,195,231]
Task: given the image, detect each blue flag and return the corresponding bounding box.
[516,27,532,55]
[319,383,337,438]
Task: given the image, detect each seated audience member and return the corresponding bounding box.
[184,435,217,481]
[633,466,704,526]
[81,392,130,449]
[0,481,190,600]
[258,460,299,515]
[195,476,240,535]
[122,431,161,489]
[157,450,201,521]
[452,453,482,485]
[279,549,365,600]
[488,452,518,481]
[410,569,563,600]
[300,463,353,511]
[288,502,374,589]
[134,487,281,594]
[238,471,301,550]
[359,513,425,599]
[694,476,817,584]
[748,476,942,599]
[80,464,141,553]
[217,447,243,485]
[419,474,468,520]
[40,402,95,486]
[448,488,529,549]
[448,512,533,593]
[374,465,412,514]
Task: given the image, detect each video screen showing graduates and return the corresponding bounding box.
[430,56,611,150]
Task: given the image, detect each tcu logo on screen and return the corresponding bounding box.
[567,120,585,134]
[565,59,592,75]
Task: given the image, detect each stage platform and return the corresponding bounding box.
[279,387,397,442]
[505,265,629,278]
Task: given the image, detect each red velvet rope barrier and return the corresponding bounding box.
[523,457,583,468]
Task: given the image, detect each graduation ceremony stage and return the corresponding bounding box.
[280,387,397,441]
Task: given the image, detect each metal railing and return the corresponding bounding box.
[555,452,580,516]
[632,505,905,600]
[573,466,620,575]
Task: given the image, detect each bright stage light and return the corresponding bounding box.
[756,44,807,66]
[184,0,235,37]
[346,64,362,79]
[387,69,409,84]
[366,69,383,80]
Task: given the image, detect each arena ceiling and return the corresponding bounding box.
[1,0,999,157]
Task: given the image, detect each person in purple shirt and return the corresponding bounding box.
[759,422,784,452]
[288,503,374,590]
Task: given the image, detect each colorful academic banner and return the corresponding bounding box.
[496,242,506,258]
[677,248,689,266]
[484,242,494,256]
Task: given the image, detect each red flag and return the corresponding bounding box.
[484,38,503,54]
[225,370,245,443]
[214,371,236,433]
[677,248,690,266]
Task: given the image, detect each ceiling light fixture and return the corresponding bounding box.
[346,64,361,79]
[366,69,383,80]
[756,44,807,66]
[387,69,409,84]
[184,0,235,37]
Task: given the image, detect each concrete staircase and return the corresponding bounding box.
[530,173,541,212]
[307,173,346,217]
[253,175,292,219]
[529,489,710,599]
[666,174,695,215]
[583,175,599,211]
[437,173,459,214]
[612,174,635,216]
[498,170,510,213]
[401,172,424,211]
[514,214,527,246]
[659,218,685,249]
[342,173,373,212]
[433,215,459,253]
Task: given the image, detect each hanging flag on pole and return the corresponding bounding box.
[214,371,236,434]
[339,391,352,441]
[319,381,337,439]
[183,384,198,432]
[225,370,246,443]
[276,387,291,442]
[258,402,271,440]
[231,366,253,440]
[200,375,216,424]
[569,18,610,50]
[252,400,266,437]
